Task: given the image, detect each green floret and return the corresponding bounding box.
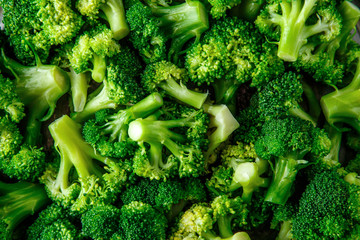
[206,142,270,202]
[0,181,50,240]
[119,201,168,240]
[142,61,208,109]
[0,73,25,123]
[292,1,360,86]
[81,204,121,240]
[128,106,209,180]
[208,0,242,19]
[40,219,81,240]
[258,71,317,126]
[185,16,284,104]
[0,50,70,146]
[82,93,163,158]
[126,0,209,63]
[346,154,360,174]
[1,144,46,182]
[40,115,131,213]
[76,0,129,40]
[68,23,121,83]
[254,116,331,205]
[255,0,342,62]
[320,48,360,134]
[270,202,297,240]
[0,117,22,160]
[1,0,83,64]
[292,170,357,240]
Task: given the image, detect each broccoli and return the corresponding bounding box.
[81,204,121,240]
[170,200,251,240]
[346,154,360,174]
[40,219,81,240]
[40,115,131,213]
[1,0,83,64]
[255,0,342,62]
[128,104,209,180]
[141,60,208,109]
[0,117,22,160]
[254,116,331,205]
[258,71,317,126]
[68,23,121,83]
[270,203,298,240]
[126,0,209,63]
[119,201,168,240]
[207,0,242,19]
[291,1,360,86]
[185,16,284,105]
[292,170,359,240]
[68,68,91,113]
[206,142,270,203]
[0,49,70,146]
[76,0,129,40]
[82,92,163,159]
[0,181,50,240]
[229,0,265,21]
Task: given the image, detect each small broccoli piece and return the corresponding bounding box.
[1,144,46,182]
[1,0,83,64]
[128,105,209,180]
[255,0,342,62]
[119,201,167,240]
[142,60,208,109]
[207,142,269,202]
[81,204,121,240]
[72,53,145,122]
[127,0,209,63]
[68,23,121,83]
[258,71,317,126]
[185,17,284,104]
[270,203,298,240]
[254,116,331,205]
[0,181,50,240]
[292,170,357,240]
[208,0,242,19]
[40,115,131,213]
[82,93,163,158]
[0,49,70,146]
[0,117,22,160]
[39,219,81,240]
[0,73,24,123]
[346,154,360,174]
[76,0,129,40]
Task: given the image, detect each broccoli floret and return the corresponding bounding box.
[40,115,131,213]
[255,0,342,62]
[270,203,297,240]
[141,60,208,109]
[0,117,22,160]
[0,50,70,146]
[254,116,331,205]
[82,93,163,158]
[76,0,129,40]
[119,201,168,240]
[1,0,83,64]
[0,73,24,123]
[128,105,209,180]
[292,170,358,240]
[68,23,121,83]
[126,0,209,63]
[346,154,360,174]
[40,219,81,240]
[208,0,242,19]
[258,72,317,126]
[206,142,270,203]
[185,16,284,104]
[229,0,265,21]
[0,181,50,240]
[81,204,121,240]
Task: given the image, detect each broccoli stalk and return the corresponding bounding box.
[0,181,50,240]
[0,49,70,146]
[68,68,90,113]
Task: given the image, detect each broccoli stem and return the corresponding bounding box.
[265,155,308,205]
[213,78,240,105]
[230,0,265,21]
[159,77,208,109]
[100,0,130,40]
[217,215,234,238]
[68,68,90,113]
[202,230,251,240]
[288,106,317,127]
[277,220,293,240]
[321,60,360,133]
[91,54,107,83]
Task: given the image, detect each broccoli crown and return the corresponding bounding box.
[0,181,50,240]
[0,117,22,160]
[292,170,356,240]
[255,0,342,62]
[40,115,131,213]
[128,104,209,179]
[119,201,168,240]
[1,0,83,64]
[40,219,81,240]
[1,144,46,182]
[141,60,208,109]
[81,204,121,240]
[208,0,242,19]
[0,74,25,123]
